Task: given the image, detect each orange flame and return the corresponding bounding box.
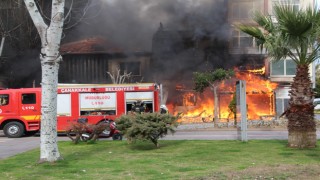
[248,67,265,75]
[169,67,278,123]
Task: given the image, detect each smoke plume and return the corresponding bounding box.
[64,0,229,51]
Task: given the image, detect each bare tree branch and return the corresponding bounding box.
[107,68,132,84]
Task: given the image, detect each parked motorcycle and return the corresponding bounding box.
[99,119,123,140]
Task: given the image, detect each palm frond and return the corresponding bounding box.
[237,25,265,50]
[237,25,265,42]
[238,3,320,65]
[253,12,274,33]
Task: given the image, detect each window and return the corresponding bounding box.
[276,98,289,117]
[57,94,71,116]
[22,93,36,104]
[231,1,254,19]
[270,1,299,22]
[126,101,154,114]
[275,87,290,117]
[125,92,154,113]
[0,94,9,106]
[286,60,296,75]
[119,62,141,76]
[271,0,299,13]
[232,30,254,48]
[270,59,296,76]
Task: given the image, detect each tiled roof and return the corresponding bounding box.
[60,37,123,54]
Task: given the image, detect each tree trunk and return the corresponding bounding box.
[0,36,5,57]
[286,64,316,148]
[288,131,317,148]
[24,0,65,162]
[39,56,62,162]
[213,86,219,124]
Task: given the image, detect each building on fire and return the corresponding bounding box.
[228,0,316,118]
[58,0,317,123]
[0,0,317,123]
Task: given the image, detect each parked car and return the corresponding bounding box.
[314,98,320,110]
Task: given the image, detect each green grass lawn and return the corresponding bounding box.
[1,140,320,180]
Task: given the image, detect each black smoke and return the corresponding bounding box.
[63,0,230,52]
[60,0,236,106]
[4,50,41,88]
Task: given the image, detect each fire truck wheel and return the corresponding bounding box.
[112,133,122,140]
[3,122,25,138]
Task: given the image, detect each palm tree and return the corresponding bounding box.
[238,4,320,148]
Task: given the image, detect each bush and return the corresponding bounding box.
[65,122,108,144]
[116,113,179,147]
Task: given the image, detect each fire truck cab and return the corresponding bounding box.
[0,83,160,138]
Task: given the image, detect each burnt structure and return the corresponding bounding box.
[150,22,232,109]
[59,37,151,84]
[59,53,151,84]
[149,23,276,121]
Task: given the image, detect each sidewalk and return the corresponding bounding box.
[175,122,288,131]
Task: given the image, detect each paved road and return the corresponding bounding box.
[0,134,41,159]
[0,129,319,160]
[0,131,71,159]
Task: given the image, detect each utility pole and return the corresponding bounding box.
[236,80,248,142]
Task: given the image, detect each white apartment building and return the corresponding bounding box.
[228,0,316,117]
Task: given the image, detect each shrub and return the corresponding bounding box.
[65,122,108,144]
[116,113,179,147]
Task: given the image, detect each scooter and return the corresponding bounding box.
[99,119,122,140]
[79,118,122,141]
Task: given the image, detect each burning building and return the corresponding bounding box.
[1,0,311,124]
[57,0,315,125]
[59,0,292,124]
[164,60,278,123]
[150,9,279,123]
[228,0,316,122]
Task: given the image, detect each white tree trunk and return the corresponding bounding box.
[24,0,65,162]
[0,36,5,57]
[40,56,61,162]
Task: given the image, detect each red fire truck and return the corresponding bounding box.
[0,83,161,138]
